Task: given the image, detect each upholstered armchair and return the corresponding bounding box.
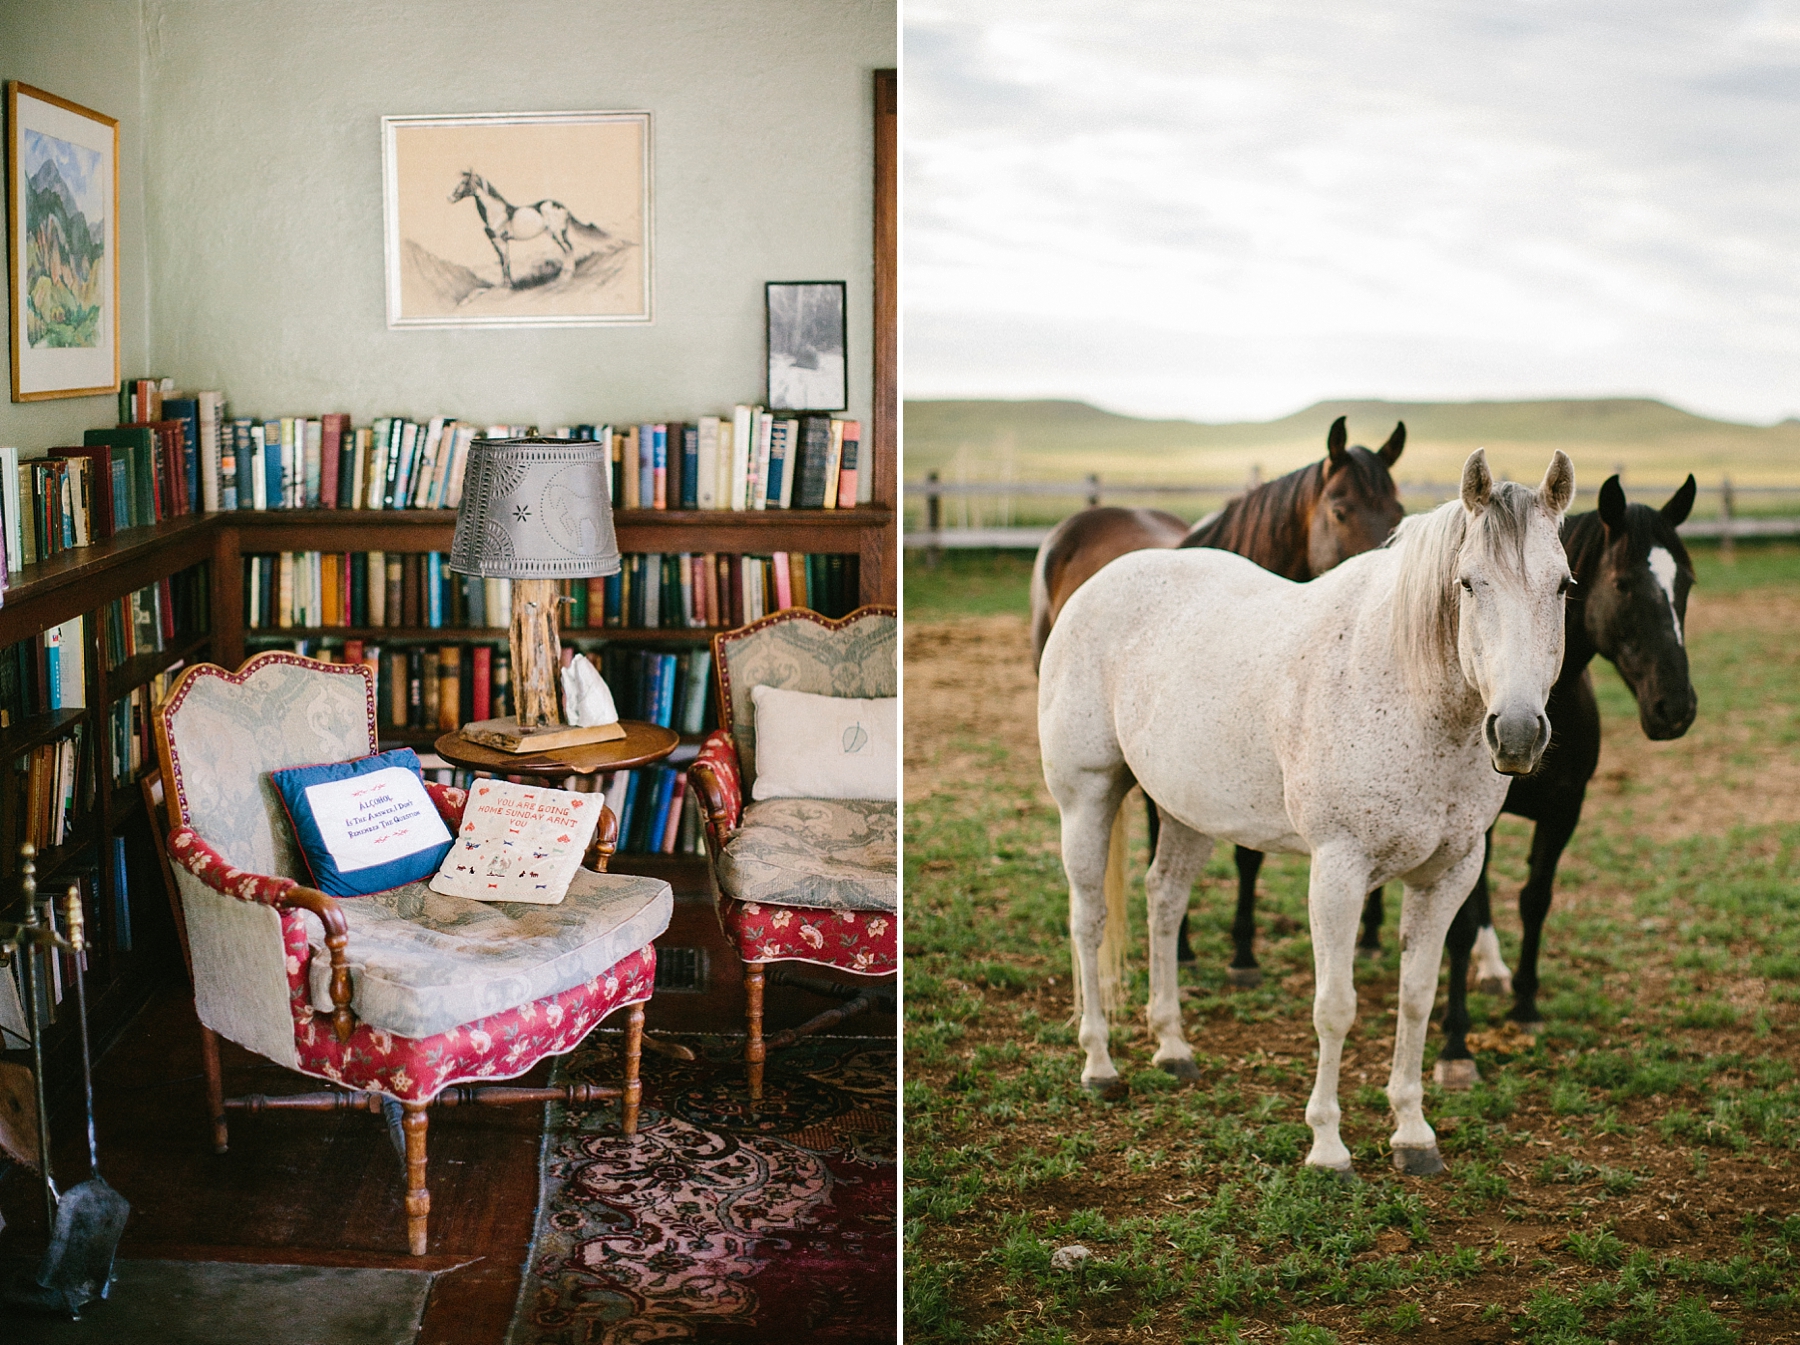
[152,652,671,1254]
[687,607,897,1099]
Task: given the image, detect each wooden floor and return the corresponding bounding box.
[0,887,893,1343]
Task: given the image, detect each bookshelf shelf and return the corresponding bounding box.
[105,630,213,700]
[0,707,89,759]
[246,625,730,643]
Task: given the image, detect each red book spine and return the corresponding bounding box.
[471,645,492,723]
[837,420,860,507]
[727,555,744,628]
[586,577,605,630]
[159,577,176,640]
[320,414,346,509]
[345,639,364,664]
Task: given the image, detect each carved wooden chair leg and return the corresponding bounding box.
[402,1100,431,1256]
[199,1022,228,1154]
[623,1003,645,1134]
[745,961,766,1101]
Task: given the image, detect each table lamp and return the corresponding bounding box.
[448,436,624,753]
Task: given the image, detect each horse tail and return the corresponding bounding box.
[1071,787,1132,1024]
[1028,532,1056,672]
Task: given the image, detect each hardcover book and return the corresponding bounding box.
[430,778,605,904]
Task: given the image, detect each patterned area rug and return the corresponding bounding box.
[507,1033,895,1345]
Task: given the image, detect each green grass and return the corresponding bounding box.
[904,547,1800,1341]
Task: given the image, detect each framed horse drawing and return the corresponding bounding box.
[382,110,652,328]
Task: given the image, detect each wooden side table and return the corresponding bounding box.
[432,720,680,778]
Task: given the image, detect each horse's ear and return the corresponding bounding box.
[1662,474,1697,528]
[1460,449,1493,514]
[1378,422,1405,466]
[1597,475,1626,532]
[1326,416,1347,468]
[1538,451,1575,516]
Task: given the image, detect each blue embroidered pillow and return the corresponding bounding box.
[270,748,454,897]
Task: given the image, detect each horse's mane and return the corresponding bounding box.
[1389,482,1540,693]
[1183,462,1322,577]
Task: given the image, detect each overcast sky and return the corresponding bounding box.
[905,2,1800,424]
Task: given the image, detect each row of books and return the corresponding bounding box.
[99,570,207,673]
[0,618,87,726]
[5,723,90,856]
[106,669,183,788]
[241,550,863,631]
[242,638,718,739]
[568,411,862,512]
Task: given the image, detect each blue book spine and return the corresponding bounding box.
[604,572,622,626]
[263,423,283,510]
[234,421,254,510]
[618,770,642,850]
[681,426,700,509]
[426,553,442,627]
[647,766,678,853]
[765,423,787,506]
[45,639,60,711]
[113,837,132,953]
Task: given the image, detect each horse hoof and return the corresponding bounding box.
[1082,1075,1128,1101]
[1356,944,1382,962]
[1433,1058,1481,1090]
[1509,1018,1545,1036]
[1391,1144,1446,1177]
[1307,1159,1356,1183]
[1475,976,1513,996]
[1157,1056,1202,1083]
[1226,967,1263,988]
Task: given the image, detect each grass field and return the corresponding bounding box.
[904,544,1800,1343]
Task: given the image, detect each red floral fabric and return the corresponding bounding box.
[424,781,467,829]
[279,914,655,1103]
[690,730,743,841]
[169,826,299,906]
[717,899,895,976]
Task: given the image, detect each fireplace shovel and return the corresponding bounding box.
[10,885,130,1317]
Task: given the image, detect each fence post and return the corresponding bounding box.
[925,471,942,569]
[1086,473,1101,508]
[1721,474,1735,564]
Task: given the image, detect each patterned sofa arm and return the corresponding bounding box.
[687,730,743,850]
[166,826,359,1043]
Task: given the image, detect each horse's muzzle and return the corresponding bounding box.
[1485,709,1551,776]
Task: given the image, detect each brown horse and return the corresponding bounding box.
[1029,415,1406,970]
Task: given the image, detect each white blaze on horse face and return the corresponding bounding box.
[1648,546,1684,645]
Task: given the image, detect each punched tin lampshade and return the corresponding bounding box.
[448,437,621,579]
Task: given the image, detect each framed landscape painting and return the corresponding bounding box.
[6,82,119,401]
[767,280,848,412]
[383,110,652,328]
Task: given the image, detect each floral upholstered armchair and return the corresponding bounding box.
[153,652,671,1255]
[687,606,897,1099]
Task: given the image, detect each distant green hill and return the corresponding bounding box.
[905,398,1800,493]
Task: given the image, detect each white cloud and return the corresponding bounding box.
[905,1,1800,422]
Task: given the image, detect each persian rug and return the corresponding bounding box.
[507,1032,896,1345]
[2,1259,431,1344]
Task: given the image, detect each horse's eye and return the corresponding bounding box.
[1558,576,1573,596]
[1459,577,1473,593]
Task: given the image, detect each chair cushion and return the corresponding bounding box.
[715,798,895,913]
[302,869,672,1038]
[748,685,897,802]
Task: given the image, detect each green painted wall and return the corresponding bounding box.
[5,0,894,496]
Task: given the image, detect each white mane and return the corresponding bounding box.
[1389,483,1540,694]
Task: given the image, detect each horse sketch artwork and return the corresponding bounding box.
[383,111,651,327]
[1038,449,1575,1174]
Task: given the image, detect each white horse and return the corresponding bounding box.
[1038,449,1574,1175]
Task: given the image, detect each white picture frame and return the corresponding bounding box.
[382,110,652,329]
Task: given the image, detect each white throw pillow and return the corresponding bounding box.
[750,685,897,801]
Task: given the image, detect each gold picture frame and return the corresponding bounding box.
[382,110,653,329]
[6,81,120,401]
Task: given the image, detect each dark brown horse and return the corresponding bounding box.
[1029,416,1406,965]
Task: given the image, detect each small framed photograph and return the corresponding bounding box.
[766,280,847,411]
[383,110,652,328]
[6,81,120,402]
